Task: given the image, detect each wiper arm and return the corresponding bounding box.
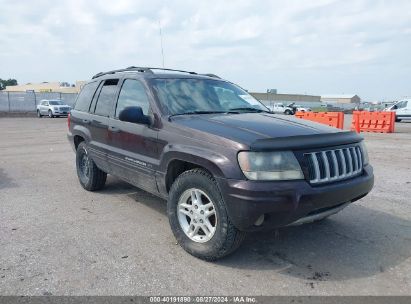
[168,110,230,120]
[228,107,270,113]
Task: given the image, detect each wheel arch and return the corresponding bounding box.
[161,150,227,193]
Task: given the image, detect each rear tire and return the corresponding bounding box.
[395,117,401,122]
[76,142,107,191]
[167,168,246,261]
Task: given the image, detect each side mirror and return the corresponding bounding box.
[392,105,398,110]
[119,106,150,125]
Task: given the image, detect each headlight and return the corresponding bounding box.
[54,107,59,110]
[238,151,304,181]
[359,141,369,166]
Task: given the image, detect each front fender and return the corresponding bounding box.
[159,144,230,177]
[156,144,243,197]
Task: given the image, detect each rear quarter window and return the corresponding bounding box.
[74,82,99,112]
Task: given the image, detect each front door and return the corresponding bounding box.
[107,78,159,194]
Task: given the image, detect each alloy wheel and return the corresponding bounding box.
[177,188,217,243]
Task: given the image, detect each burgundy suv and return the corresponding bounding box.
[67,67,374,260]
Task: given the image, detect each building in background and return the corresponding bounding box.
[4,81,86,93]
[321,94,361,104]
[250,91,321,107]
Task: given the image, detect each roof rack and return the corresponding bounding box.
[91,66,199,79]
[201,73,221,79]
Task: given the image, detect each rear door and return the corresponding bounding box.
[87,79,120,172]
[107,78,159,194]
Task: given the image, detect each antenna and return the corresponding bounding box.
[158,20,165,68]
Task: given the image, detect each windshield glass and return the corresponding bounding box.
[49,100,64,105]
[151,78,268,115]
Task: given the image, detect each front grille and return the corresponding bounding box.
[60,107,70,111]
[304,146,363,184]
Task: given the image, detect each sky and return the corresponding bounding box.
[0,0,410,101]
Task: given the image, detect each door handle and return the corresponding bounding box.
[82,119,90,124]
[109,126,120,133]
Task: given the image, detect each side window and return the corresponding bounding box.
[74,82,99,112]
[94,79,119,117]
[115,79,150,118]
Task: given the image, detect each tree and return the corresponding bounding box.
[0,79,18,90]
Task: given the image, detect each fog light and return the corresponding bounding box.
[254,214,265,226]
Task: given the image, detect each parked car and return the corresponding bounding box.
[384,99,411,122]
[268,103,295,115]
[37,99,71,118]
[294,104,312,112]
[67,67,374,261]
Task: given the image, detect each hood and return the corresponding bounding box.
[172,112,354,150]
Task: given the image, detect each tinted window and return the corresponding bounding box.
[115,79,150,117]
[397,101,406,109]
[94,79,119,117]
[74,82,99,112]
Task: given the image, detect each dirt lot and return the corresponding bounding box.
[0,116,410,296]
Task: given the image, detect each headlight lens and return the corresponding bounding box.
[359,141,369,166]
[238,151,304,181]
[54,107,59,110]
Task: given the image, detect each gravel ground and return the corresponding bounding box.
[0,116,410,296]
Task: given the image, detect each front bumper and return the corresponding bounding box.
[216,165,374,231]
[52,111,69,116]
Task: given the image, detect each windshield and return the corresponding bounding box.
[49,100,64,105]
[151,78,268,115]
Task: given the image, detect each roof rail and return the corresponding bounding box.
[92,67,153,79]
[201,73,221,79]
[91,66,198,79]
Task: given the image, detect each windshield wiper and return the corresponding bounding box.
[228,107,270,113]
[168,110,231,120]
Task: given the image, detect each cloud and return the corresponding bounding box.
[0,0,410,100]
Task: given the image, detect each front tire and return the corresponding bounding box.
[37,110,42,118]
[284,109,292,115]
[76,142,107,191]
[48,110,54,118]
[167,169,246,261]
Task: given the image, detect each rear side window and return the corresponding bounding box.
[115,79,150,118]
[74,82,99,112]
[94,79,119,117]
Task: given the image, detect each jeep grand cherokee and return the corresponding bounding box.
[67,66,374,261]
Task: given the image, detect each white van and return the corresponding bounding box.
[385,99,411,122]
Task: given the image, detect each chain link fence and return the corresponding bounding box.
[0,91,78,112]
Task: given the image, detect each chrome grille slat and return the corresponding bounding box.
[351,147,358,172]
[346,148,353,176]
[305,145,364,185]
[356,147,363,171]
[310,153,321,183]
[321,152,330,180]
[330,150,339,179]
